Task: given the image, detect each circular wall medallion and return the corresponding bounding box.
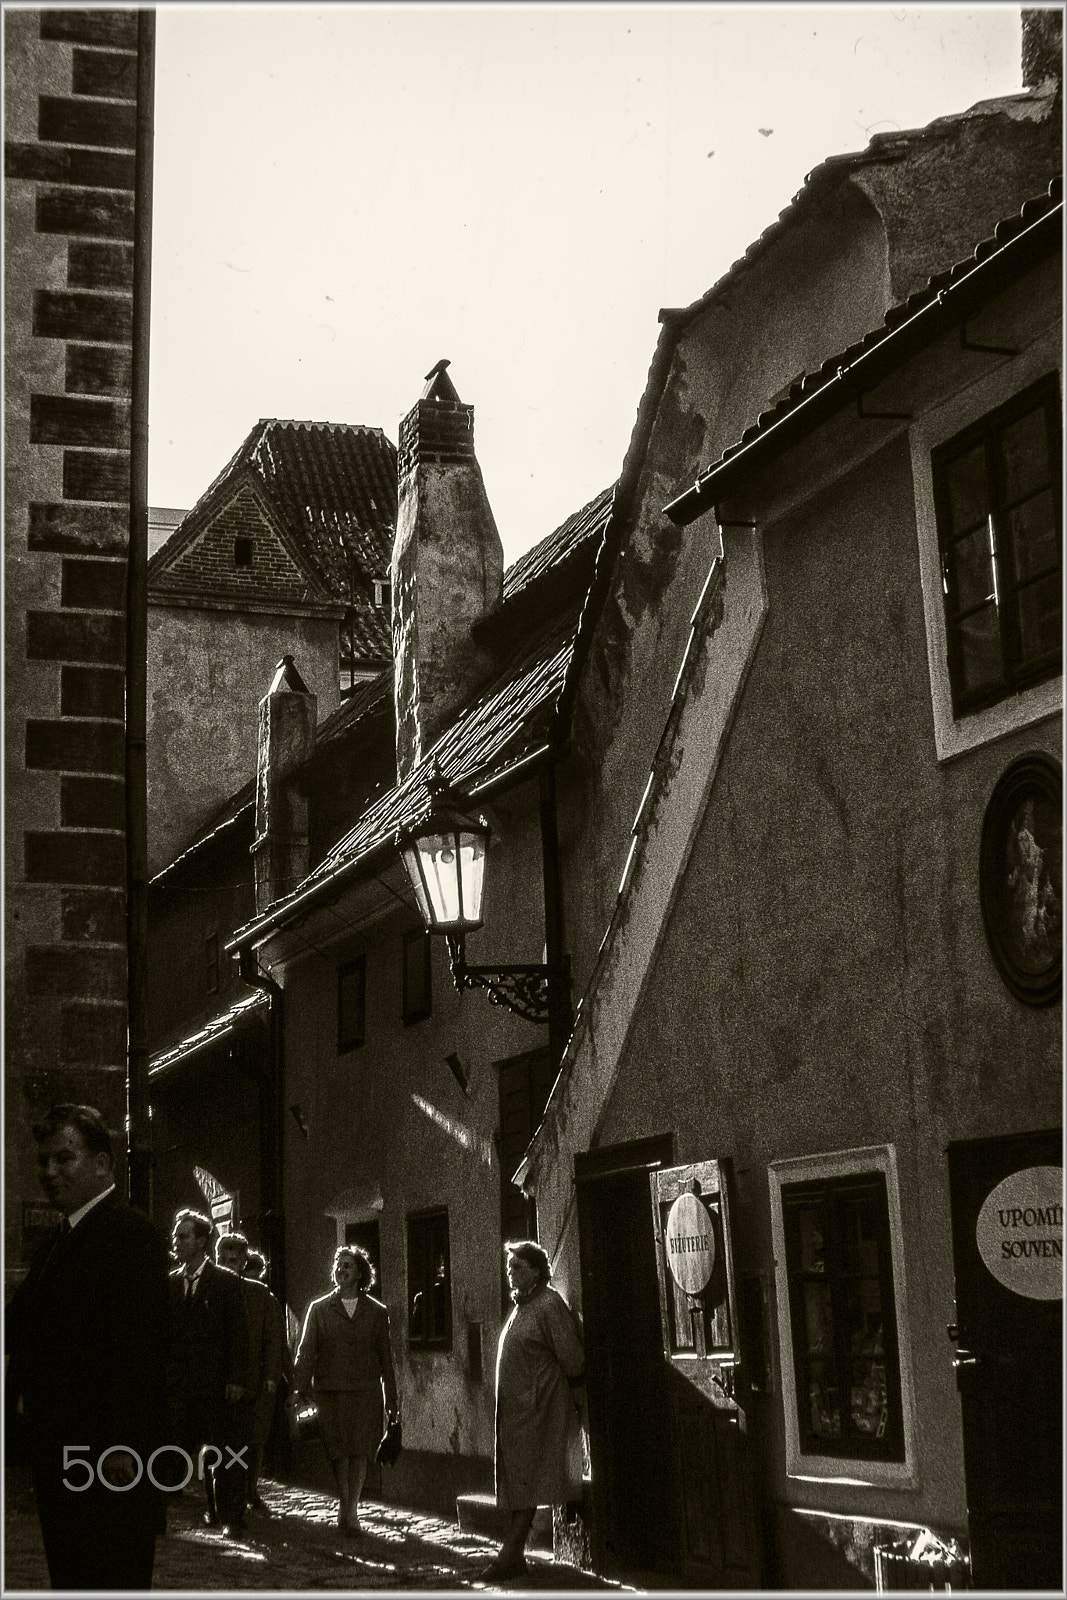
[979,754,1062,1006]
[664,1192,716,1295]
[975,1166,1063,1300]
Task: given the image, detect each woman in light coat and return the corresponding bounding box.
[487,1239,585,1581]
[292,1246,398,1538]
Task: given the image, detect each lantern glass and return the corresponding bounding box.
[401,821,488,933]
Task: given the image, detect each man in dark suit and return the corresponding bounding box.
[215,1232,288,1513]
[167,1209,250,1533]
[6,1103,171,1590]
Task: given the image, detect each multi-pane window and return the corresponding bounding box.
[781,1171,904,1463]
[933,373,1061,718]
[402,929,432,1025]
[407,1208,452,1350]
[337,956,366,1052]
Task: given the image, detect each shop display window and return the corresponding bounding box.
[781,1172,904,1462]
[769,1145,917,1487]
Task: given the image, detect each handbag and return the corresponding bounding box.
[376,1416,402,1467]
[286,1392,322,1445]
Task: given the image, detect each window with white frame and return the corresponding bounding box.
[769,1145,917,1487]
[933,373,1061,720]
[911,336,1062,762]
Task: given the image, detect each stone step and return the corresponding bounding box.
[455,1492,553,1550]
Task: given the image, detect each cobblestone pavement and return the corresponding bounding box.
[4,1476,636,1594]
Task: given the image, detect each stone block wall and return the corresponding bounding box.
[4,8,152,1278]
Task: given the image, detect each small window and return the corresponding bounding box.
[205,932,219,995]
[407,1208,452,1350]
[337,957,366,1053]
[234,536,254,568]
[402,929,432,1025]
[373,579,386,610]
[780,1172,904,1464]
[933,373,1061,719]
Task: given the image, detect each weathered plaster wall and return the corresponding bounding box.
[596,435,1060,1542]
[564,97,1061,1019]
[147,606,340,875]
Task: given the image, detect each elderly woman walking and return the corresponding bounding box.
[292,1245,398,1539]
[485,1239,586,1582]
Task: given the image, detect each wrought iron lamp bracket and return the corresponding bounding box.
[445,935,570,1025]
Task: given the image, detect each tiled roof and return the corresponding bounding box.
[149,990,269,1076]
[503,484,615,601]
[228,489,614,949]
[148,419,397,656]
[666,178,1063,523]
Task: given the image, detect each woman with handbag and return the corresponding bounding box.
[292,1245,399,1538]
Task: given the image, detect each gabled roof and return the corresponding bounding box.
[227,487,614,950]
[665,178,1063,524]
[148,419,398,652]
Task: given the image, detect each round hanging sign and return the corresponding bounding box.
[975,1166,1063,1301]
[664,1192,716,1295]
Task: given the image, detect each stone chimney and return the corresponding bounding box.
[392,361,504,780]
[1021,9,1062,92]
[252,655,316,912]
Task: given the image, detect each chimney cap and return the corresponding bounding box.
[268,654,312,696]
[421,359,461,404]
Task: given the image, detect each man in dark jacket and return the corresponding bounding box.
[6,1103,171,1590]
[216,1232,288,1512]
[167,1208,250,1532]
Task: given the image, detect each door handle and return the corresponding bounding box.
[951,1351,981,1370]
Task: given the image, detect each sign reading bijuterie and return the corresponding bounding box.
[665,1191,716,1295]
[975,1165,1063,1301]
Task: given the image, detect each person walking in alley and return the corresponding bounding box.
[167,1209,250,1533]
[215,1232,288,1512]
[292,1244,399,1539]
[5,1104,171,1590]
[486,1240,586,1583]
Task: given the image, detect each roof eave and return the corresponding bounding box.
[665,201,1062,527]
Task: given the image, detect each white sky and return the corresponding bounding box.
[148,4,1025,563]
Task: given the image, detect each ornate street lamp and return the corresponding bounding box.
[398,765,570,1030]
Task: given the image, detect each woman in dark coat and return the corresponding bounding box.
[293,1245,398,1537]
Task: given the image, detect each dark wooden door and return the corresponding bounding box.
[947,1128,1062,1590]
[575,1138,675,1576]
[649,1160,761,1588]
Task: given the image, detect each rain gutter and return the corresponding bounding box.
[664,200,1062,527]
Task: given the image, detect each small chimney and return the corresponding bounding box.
[392,361,504,779]
[252,655,316,912]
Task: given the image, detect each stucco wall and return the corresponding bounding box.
[564,99,1061,1036]
[595,434,1060,1537]
[278,777,553,1491]
[147,604,340,874]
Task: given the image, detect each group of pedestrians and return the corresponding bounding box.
[7,1102,588,1591]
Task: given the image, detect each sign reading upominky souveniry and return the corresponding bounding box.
[975,1165,1063,1301]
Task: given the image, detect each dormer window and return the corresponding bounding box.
[234,536,254,568]
[373,579,386,609]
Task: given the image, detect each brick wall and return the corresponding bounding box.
[4,8,152,1274]
[166,483,311,598]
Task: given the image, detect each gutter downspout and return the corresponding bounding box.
[239,952,286,1311]
[126,9,155,1215]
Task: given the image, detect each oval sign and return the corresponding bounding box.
[665,1192,716,1295]
[975,1166,1063,1301]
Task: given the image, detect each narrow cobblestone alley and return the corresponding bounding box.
[4,1476,636,1594]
